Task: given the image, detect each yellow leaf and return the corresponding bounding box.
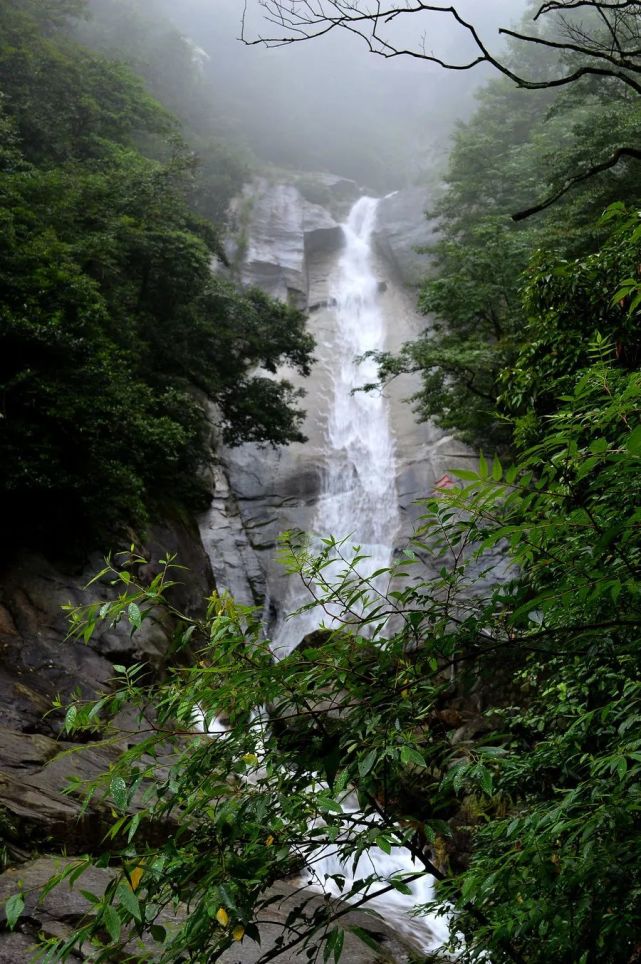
[232,926,245,942]
[242,753,259,766]
[265,835,274,847]
[215,907,229,928]
[130,867,144,891]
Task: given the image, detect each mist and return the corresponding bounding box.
[134,0,528,190]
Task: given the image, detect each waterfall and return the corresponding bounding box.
[321,196,400,557]
[270,196,449,955]
[272,196,402,656]
[201,193,451,956]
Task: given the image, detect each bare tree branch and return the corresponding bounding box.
[242,1,641,216]
[512,146,641,220]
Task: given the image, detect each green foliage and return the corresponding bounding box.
[74,0,253,222]
[367,15,641,451]
[501,205,641,445]
[30,337,641,962]
[0,1,313,552]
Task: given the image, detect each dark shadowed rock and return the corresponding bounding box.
[0,516,214,943]
[0,859,420,963]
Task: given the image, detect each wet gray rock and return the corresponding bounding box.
[218,884,422,963]
[200,452,267,608]
[0,518,213,874]
[0,517,213,961]
[373,187,440,286]
[0,857,183,959]
[0,859,420,963]
[292,171,361,220]
[231,178,345,307]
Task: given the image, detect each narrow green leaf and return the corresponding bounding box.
[358,749,378,778]
[333,928,345,963]
[102,905,121,943]
[64,705,78,732]
[110,777,128,811]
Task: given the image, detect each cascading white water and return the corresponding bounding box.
[304,797,451,955]
[270,197,449,955]
[321,196,401,562]
[272,196,402,656]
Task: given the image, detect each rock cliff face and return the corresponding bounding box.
[226,177,348,309]
[0,519,214,953]
[202,177,475,643]
[373,186,441,287]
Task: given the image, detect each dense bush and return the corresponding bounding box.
[367,8,641,452]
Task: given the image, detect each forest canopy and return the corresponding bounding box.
[0,0,314,553]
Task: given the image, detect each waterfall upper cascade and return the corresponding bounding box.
[200,177,473,624]
[272,196,401,655]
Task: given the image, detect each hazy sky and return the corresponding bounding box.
[156,0,528,187]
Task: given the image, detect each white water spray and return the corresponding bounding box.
[273,196,401,656]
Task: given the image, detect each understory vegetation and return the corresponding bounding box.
[27,236,641,964]
[3,0,641,962]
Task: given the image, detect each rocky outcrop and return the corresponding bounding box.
[0,518,214,953]
[0,861,417,963]
[291,171,361,220]
[373,187,440,286]
[199,455,266,608]
[226,178,346,308]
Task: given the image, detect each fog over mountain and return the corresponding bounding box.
[149,0,527,189]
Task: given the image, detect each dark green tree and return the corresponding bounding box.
[0,0,314,553]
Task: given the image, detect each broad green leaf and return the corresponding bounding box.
[626,425,641,455]
[358,749,378,778]
[400,746,426,768]
[5,893,24,930]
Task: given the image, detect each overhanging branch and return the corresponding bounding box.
[512,146,641,220]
